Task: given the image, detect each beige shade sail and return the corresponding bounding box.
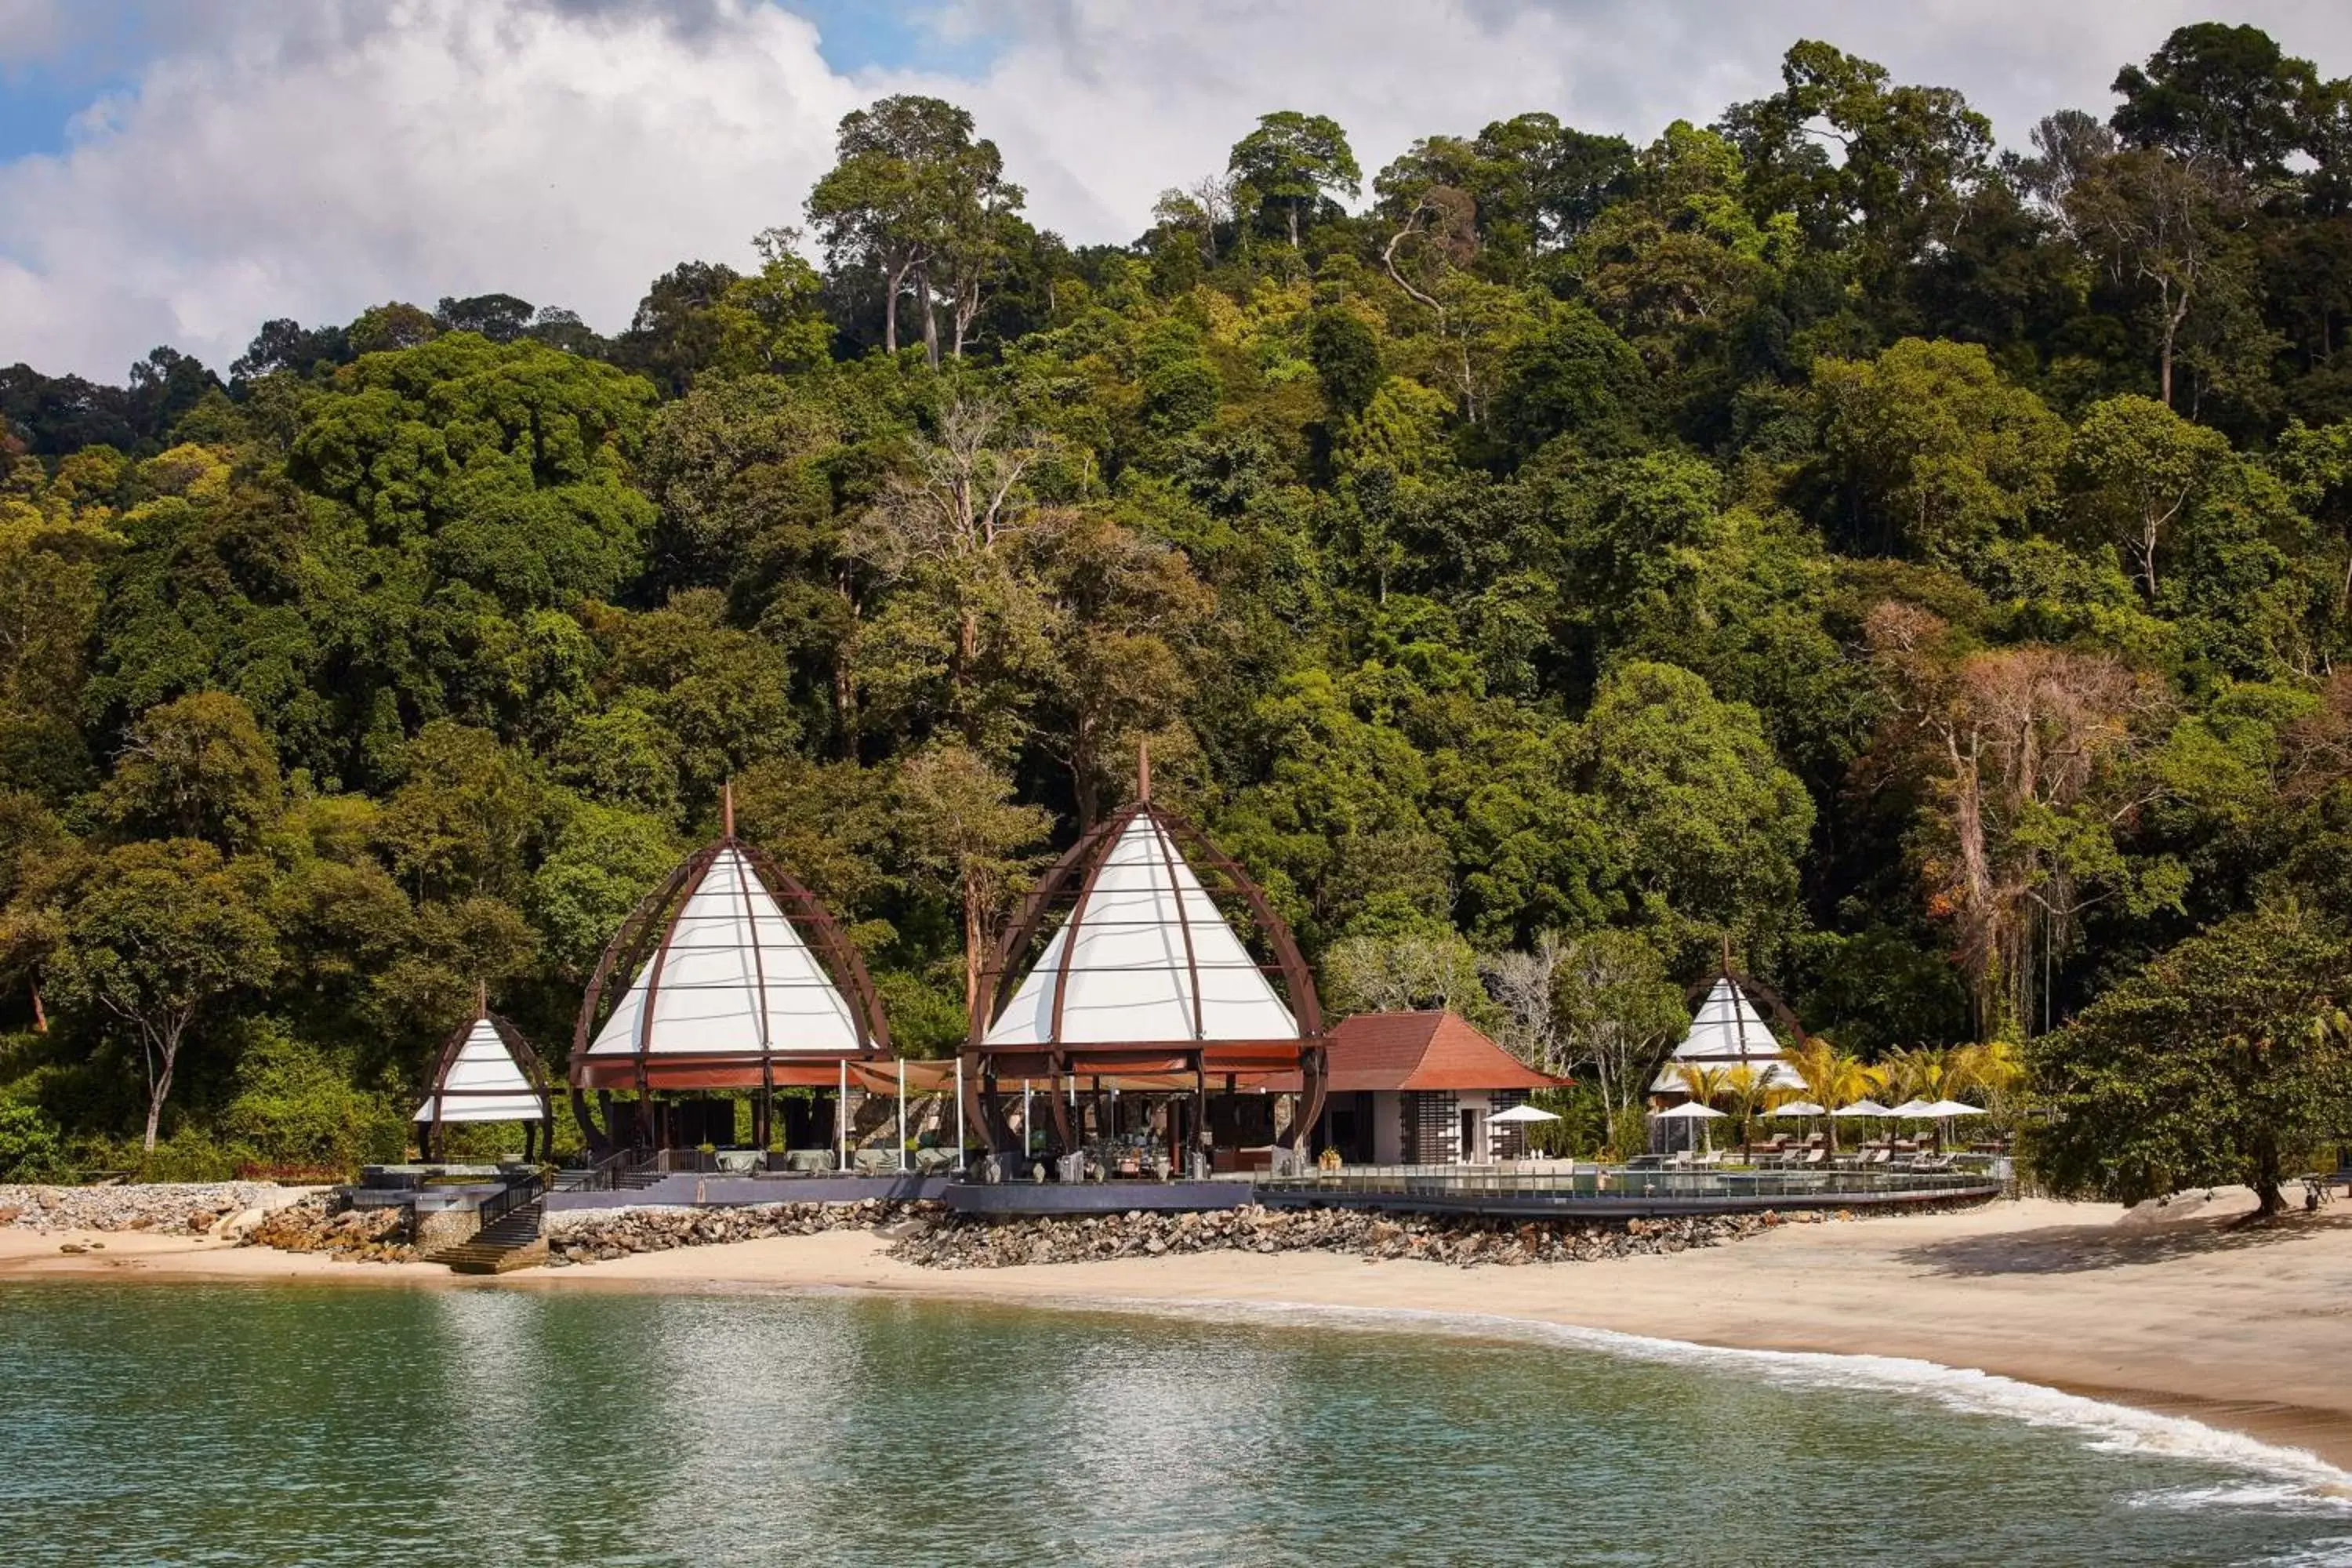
[1652,976,1804,1092]
[584,845,862,1062]
[982,812,1298,1050]
[416,1017,543,1123]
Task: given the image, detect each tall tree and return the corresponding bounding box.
[807,95,1017,362]
[52,840,278,1150]
[1229,111,1362,249]
[893,744,1051,1013]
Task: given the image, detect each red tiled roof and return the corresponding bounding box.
[1320,1011,1566,1092]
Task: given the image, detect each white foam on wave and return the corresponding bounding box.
[1108,1292,2352,1517]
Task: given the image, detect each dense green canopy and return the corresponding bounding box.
[7,35,2352,1183]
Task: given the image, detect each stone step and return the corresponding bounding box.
[437,1236,549,1275]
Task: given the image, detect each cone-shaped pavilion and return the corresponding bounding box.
[416,992,552,1160]
[1651,949,1804,1094]
[964,745,1325,1160]
[569,786,891,1150]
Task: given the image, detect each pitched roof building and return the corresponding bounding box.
[1306,1011,1566,1166]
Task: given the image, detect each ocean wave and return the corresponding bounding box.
[1110,1293,2352,1515]
[2234,1537,2352,1568]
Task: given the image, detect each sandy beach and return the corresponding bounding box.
[8,1191,2351,1468]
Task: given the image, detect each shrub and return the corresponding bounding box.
[0,1102,67,1181]
[215,1020,406,1175]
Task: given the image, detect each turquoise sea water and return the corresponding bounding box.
[2,1281,2348,1567]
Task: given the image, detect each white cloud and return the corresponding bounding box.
[9,0,2352,379]
[1,0,858,376]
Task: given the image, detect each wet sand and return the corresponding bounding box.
[8,1189,2350,1468]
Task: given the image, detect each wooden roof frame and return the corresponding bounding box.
[568,809,892,1099]
[416,1000,552,1148]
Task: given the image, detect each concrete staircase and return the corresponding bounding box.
[431,1200,546,1274]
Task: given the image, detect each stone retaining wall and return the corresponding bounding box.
[543,1200,924,1266]
[889,1204,1806,1269]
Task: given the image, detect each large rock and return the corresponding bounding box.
[240,1196,418,1263]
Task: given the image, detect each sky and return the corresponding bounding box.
[8,0,2352,382]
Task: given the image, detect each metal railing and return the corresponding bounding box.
[475,1169,545,1229]
[550,1150,633,1192]
[1259,1162,1999,1208]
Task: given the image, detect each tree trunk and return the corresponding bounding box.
[29,982,44,1034]
[833,576,861,757]
[1287,204,1301,249]
[883,260,909,355]
[920,265,941,368]
[956,608,980,744]
[961,872,985,1015]
[2253,1136,2285,1218]
[142,1022,184,1152]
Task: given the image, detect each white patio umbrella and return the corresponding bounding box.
[1650,1099,1726,1154]
[1484,1102,1559,1159]
[1833,1099,1895,1117]
[1919,1098,1987,1153]
[1888,1098,1939,1117]
[1767,1100,1827,1117]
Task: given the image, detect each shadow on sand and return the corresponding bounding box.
[1894,1200,2352,1276]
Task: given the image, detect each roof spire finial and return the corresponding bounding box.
[1137,737,1152,804]
[722,779,735,840]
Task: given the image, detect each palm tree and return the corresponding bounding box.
[1722,1064,1778,1164]
[1675,1063,1730,1154]
[1880,1045,1949,1106]
[1787,1036,1874,1154]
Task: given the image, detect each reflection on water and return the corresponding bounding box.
[1,1281,2347,1567]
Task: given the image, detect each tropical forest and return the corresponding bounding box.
[3,22,2350,1201]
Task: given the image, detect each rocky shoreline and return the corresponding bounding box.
[536,1195,1998,1272]
[0,1181,294,1236]
[240,1196,417,1263]
[543,1199,924,1265]
[891,1205,1810,1269]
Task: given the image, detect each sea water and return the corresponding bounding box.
[1,1282,2346,1566]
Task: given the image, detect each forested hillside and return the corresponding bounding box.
[6,24,2352,1180]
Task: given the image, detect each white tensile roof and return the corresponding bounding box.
[1650,975,1805,1091]
[415,1018,543,1123]
[982,811,1299,1048]
[584,845,862,1059]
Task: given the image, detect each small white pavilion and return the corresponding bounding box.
[415,1002,551,1160]
[1651,971,1805,1095]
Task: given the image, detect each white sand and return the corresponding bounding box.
[9,1189,2350,1465]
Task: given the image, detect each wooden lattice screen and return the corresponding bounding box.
[1402,1091,1458,1163]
